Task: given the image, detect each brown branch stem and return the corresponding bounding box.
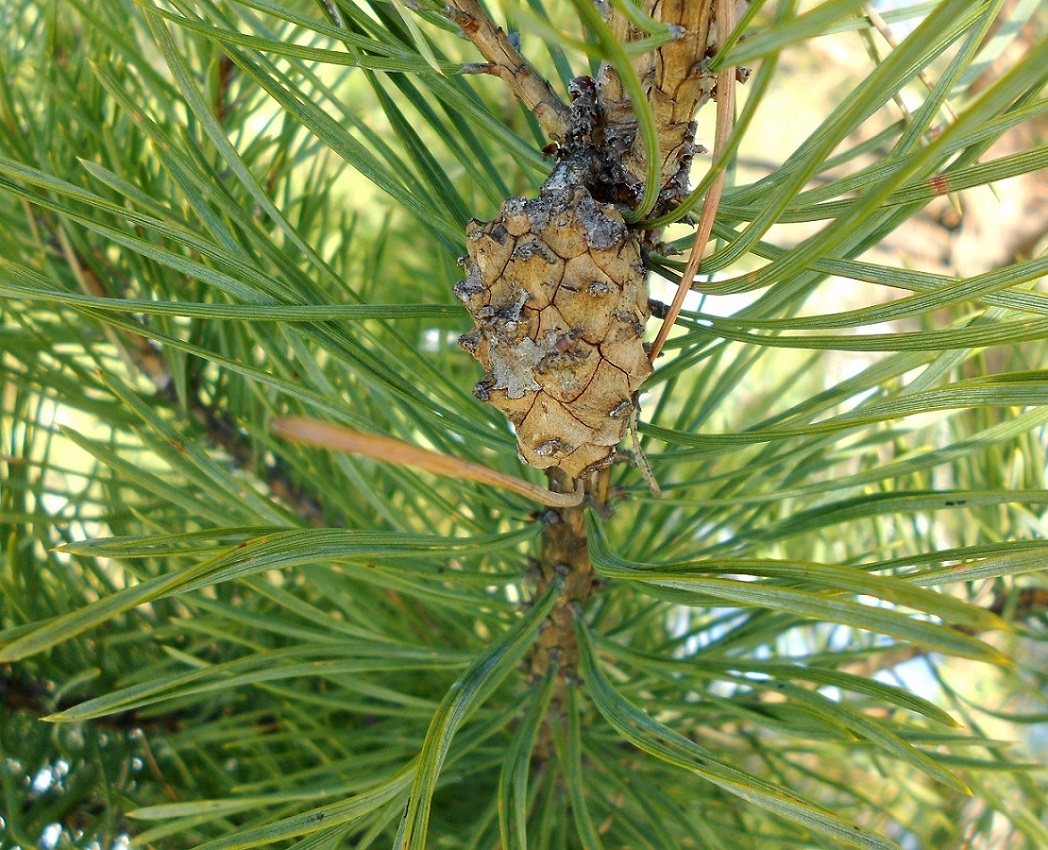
[444,0,570,141]
[55,226,173,392]
[529,468,609,752]
[47,219,327,527]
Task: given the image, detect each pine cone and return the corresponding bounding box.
[456,184,651,478]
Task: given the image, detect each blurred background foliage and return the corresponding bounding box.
[1,0,1047,847]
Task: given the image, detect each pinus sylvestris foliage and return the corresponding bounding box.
[2,0,1047,848]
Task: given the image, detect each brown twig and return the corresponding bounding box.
[190,403,327,525]
[862,4,959,128]
[444,0,570,141]
[55,226,173,392]
[840,587,1048,679]
[48,219,327,526]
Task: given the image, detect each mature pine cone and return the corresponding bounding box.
[456,182,651,478]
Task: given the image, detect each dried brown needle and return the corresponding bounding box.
[272,417,584,508]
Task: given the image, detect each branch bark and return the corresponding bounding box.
[47,220,328,528]
[445,0,571,141]
[597,0,717,204]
